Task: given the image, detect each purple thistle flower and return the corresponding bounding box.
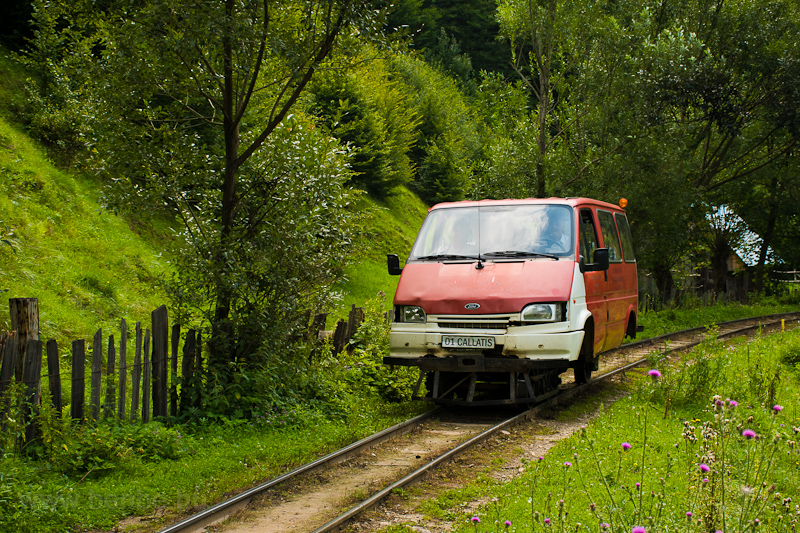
[773,405,783,412]
[729,400,738,407]
[544,518,551,524]
[648,369,661,379]
[699,463,710,473]
[632,527,647,533]
[622,442,632,450]
[687,511,693,518]
[703,478,709,483]
[600,524,609,530]
[743,429,757,439]
[564,461,572,467]
[471,516,480,523]
[505,520,512,527]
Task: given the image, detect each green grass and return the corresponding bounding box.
[391,328,800,533]
[637,297,800,340]
[0,396,429,532]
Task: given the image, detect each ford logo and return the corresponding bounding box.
[464,303,481,310]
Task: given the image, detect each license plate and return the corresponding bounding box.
[441,335,495,349]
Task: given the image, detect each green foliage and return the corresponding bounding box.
[340,292,419,402]
[308,55,420,198]
[392,54,481,204]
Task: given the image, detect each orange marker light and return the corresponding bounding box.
[619,198,628,209]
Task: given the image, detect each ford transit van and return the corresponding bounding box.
[384,197,638,405]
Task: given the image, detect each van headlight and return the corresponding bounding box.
[395,305,426,323]
[521,303,566,323]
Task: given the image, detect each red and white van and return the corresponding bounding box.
[385,197,638,405]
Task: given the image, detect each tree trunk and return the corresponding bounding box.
[755,176,779,292]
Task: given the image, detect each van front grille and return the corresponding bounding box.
[438,321,508,330]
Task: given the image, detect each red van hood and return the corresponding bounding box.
[394,260,576,315]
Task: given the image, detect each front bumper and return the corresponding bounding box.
[388,321,585,363]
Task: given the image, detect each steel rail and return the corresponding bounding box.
[157,408,442,533]
[158,312,799,533]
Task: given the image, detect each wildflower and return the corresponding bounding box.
[699,463,710,473]
[632,527,647,533]
[505,520,512,527]
[564,461,572,467]
[471,516,480,523]
[743,429,757,439]
[545,518,551,524]
[600,524,609,530]
[687,511,693,518]
[730,400,738,407]
[703,478,709,483]
[622,442,632,450]
[774,405,783,413]
[648,369,661,379]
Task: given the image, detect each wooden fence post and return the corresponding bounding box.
[90,329,102,420]
[151,306,168,419]
[70,339,85,421]
[180,329,196,415]
[170,323,179,418]
[46,339,62,417]
[103,335,116,418]
[332,319,347,355]
[131,323,142,423]
[9,298,38,383]
[21,339,42,445]
[142,329,151,423]
[118,319,127,420]
[194,331,202,408]
[0,333,18,418]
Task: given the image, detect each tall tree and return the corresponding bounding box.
[32,0,382,386]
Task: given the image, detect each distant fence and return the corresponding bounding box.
[0,298,366,441]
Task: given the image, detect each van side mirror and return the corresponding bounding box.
[387,254,403,276]
[582,248,609,272]
[592,248,610,271]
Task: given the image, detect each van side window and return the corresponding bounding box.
[597,210,622,262]
[579,209,598,262]
[614,213,636,262]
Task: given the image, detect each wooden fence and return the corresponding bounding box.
[0,298,366,440]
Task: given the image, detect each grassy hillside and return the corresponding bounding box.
[0,116,173,345]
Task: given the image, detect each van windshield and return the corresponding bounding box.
[409,204,575,261]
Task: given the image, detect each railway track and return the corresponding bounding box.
[155,312,799,533]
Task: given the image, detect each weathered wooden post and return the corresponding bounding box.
[0,333,18,418]
[194,331,203,408]
[118,319,127,420]
[46,339,62,417]
[142,329,151,423]
[180,329,196,415]
[90,329,103,420]
[170,323,179,418]
[70,339,85,421]
[131,322,142,423]
[151,306,168,419]
[9,298,38,382]
[21,339,42,444]
[103,335,116,418]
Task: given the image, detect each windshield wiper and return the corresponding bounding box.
[415,254,480,261]
[483,251,559,260]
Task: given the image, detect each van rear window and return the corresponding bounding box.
[615,213,636,262]
[597,210,622,262]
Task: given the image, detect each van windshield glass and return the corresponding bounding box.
[409,204,575,261]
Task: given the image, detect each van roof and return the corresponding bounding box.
[429,197,626,212]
